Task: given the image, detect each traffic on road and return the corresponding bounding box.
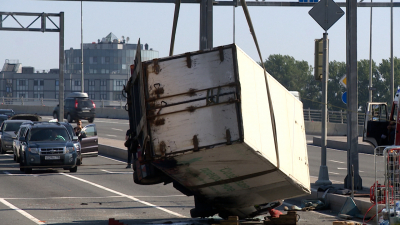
[0,110,373,224]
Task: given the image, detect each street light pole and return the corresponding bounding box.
[315,32,332,186]
[81,1,84,93]
[368,0,372,102]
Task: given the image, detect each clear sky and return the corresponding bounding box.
[0,0,399,72]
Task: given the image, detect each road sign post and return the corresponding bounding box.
[342,91,347,104]
[309,0,344,187]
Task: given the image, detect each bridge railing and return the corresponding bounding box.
[0,97,366,123]
[0,96,127,109]
[303,108,365,126]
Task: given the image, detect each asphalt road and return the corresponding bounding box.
[0,118,378,224]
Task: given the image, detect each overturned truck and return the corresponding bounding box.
[125,43,310,218]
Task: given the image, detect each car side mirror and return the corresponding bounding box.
[19,136,25,142]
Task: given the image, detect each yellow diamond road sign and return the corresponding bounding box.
[340,75,347,88]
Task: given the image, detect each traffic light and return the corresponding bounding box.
[314,38,323,80]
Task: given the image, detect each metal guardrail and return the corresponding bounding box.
[303,108,365,126]
[0,97,127,109]
[0,97,366,123]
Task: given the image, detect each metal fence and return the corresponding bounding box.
[303,108,365,126]
[0,96,128,109]
[0,97,367,123]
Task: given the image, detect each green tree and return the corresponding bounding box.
[379,57,400,106]
[357,59,382,111]
[327,60,346,111]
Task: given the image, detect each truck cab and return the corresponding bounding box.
[363,89,400,147]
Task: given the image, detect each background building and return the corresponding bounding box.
[0,32,159,103]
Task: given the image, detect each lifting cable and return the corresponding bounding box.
[240,0,279,168]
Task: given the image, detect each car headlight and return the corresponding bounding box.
[73,143,80,152]
[28,148,40,154]
[65,146,75,153]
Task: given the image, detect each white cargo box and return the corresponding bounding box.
[135,44,310,218]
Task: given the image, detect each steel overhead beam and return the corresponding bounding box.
[0,12,61,32]
[51,0,400,7]
[0,11,65,123]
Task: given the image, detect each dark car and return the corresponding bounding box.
[10,114,42,121]
[53,92,96,123]
[58,122,82,165]
[0,109,15,119]
[0,114,8,126]
[0,120,30,154]
[18,122,78,174]
[79,124,98,158]
[13,121,32,162]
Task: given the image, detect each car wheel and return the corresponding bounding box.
[67,114,73,123]
[19,155,24,172]
[25,167,32,174]
[0,144,4,154]
[23,153,32,174]
[53,112,58,119]
[69,166,77,173]
[88,117,94,123]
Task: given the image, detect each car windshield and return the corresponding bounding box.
[28,128,71,142]
[0,110,13,117]
[63,124,74,138]
[0,118,7,125]
[3,122,23,132]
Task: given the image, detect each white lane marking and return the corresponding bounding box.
[329,160,345,164]
[337,168,346,170]
[328,172,340,175]
[4,194,187,200]
[101,169,133,174]
[111,128,123,131]
[99,155,125,162]
[106,134,117,137]
[92,120,129,125]
[0,198,46,224]
[3,171,38,177]
[61,173,186,218]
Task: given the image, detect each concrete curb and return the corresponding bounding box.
[312,136,374,154]
[292,188,380,222]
